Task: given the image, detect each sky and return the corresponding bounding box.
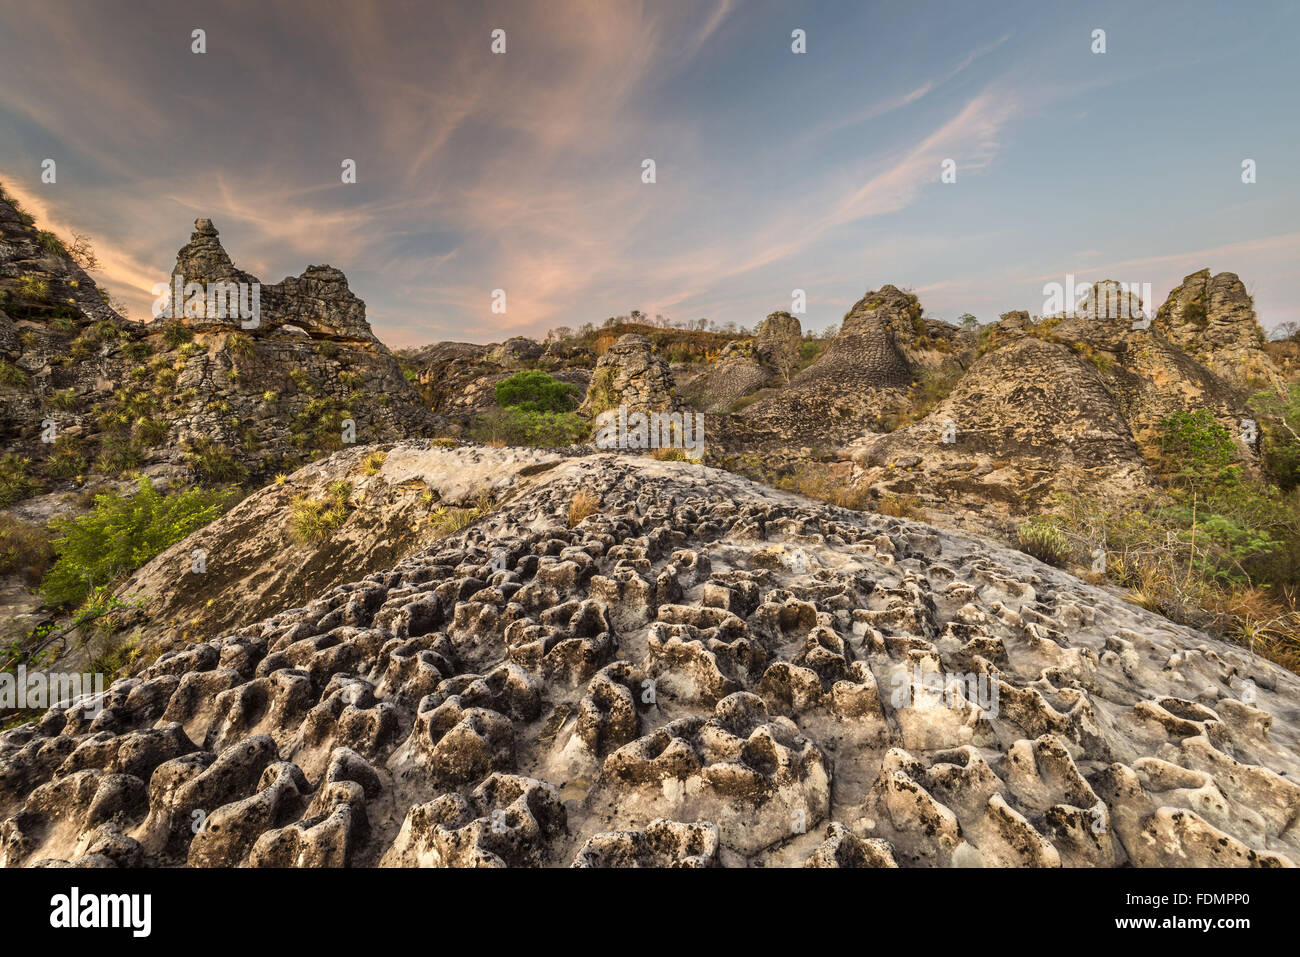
[0,0,1297,347]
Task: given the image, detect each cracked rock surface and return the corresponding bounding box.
[3,449,1298,867]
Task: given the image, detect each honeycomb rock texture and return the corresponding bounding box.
[3,450,1299,868]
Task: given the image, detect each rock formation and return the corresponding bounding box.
[2,448,1296,868]
[0,201,438,503]
[755,311,802,379]
[167,219,376,343]
[580,333,680,417]
[1153,269,1278,389]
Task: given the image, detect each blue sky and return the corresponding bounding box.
[1,0,1296,345]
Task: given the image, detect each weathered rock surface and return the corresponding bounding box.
[678,339,774,413]
[4,448,1296,868]
[850,292,1263,519]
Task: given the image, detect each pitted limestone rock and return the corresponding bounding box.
[2,449,1298,868]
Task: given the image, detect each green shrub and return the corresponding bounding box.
[1250,383,1300,490]
[1016,521,1073,566]
[162,322,193,349]
[494,370,579,414]
[182,437,248,484]
[0,454,38,506]
[469,407,586,447]
[1157,410,1238,492]
[41,477,239,607]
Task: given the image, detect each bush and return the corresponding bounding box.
[1016,520,1073,566]
[183,437,248,484]
[0,454,38,506]
[469,407,586,447]
[1157,410,1237,491]
[162,322,193,349]
[41,477,239,607]
[494,370,579,414]
[1251,383,1300,489]
[0,515,54,584]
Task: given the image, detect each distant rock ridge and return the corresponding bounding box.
[166,219,377,344]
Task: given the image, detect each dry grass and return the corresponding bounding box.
[569,488,600,527]
[362,450,387,476]
[771,462,873,511]
[0,514,54,584]
[874,493,927,520]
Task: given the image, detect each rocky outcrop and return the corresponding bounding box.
[0,202,439,504]
[755,311,802,378]
[110,443,565,648]
[412,340,589,419]
[580,333,680,417]
[3,449,1297,868]
[167,220,376,343]
[724,285,923,454]
[677,339,773,413]
[849,293,1265,521]
[1153,269,1277,388]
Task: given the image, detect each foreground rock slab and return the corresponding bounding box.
[2,449,1297,868]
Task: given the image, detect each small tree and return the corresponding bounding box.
[958,313,979,332]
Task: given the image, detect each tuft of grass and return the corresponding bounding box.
[227,332,255,358]
[0,453,39,506]
[289,481,353,543]
[15,275,50,301]
[875,493,926,519]
[162,322,193,349]
[1016,520,1073,566]
[48,387,78,410]
[569,488,600,527]
[0,360,29,388]
[361,450,387,475]
[182,437,248,484]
